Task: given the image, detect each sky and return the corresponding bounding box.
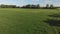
[0,0,60,6]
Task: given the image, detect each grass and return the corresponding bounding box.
[0,8,60,34]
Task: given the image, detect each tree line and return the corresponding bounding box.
[0,4,59,9]
[21,4,40,9]
[0,4,20,8]
[21,4,57,9]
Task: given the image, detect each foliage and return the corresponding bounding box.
[0,4,20,8]
[21,4,40,9]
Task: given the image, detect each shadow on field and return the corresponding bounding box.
[44,14,60,34]
[44,19,60,26]
[59,32,60,34]
[44,14,60,26]
[48,14,60,17]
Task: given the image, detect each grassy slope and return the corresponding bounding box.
[0,8,60,34]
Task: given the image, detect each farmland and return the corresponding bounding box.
[0,8,60,34]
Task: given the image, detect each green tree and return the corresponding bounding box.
[46,4,49,8]
[50,4,54,9]
[36,4,40,8]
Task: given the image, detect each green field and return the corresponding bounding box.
[0,8,60,34]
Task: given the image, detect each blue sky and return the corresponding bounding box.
[0,0,60,6]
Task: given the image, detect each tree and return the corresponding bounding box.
[36,4,40,8]
[0,4,5,8]
[21,4,40,9]
[31,5,35,8]
[46,4,49,9]
[50,4,54,9]
[0,4,17,8]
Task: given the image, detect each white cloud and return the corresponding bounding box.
[44,0,51,3]
[32,0,40,1]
